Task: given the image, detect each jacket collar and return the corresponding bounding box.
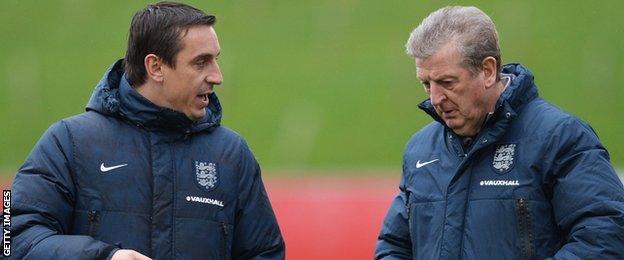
[86,59,222,133]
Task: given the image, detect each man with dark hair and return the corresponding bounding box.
[11,2,285,259]
[376,6,624,259]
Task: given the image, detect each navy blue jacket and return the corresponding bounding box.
[376,64,624,259]
[11,60,285,259]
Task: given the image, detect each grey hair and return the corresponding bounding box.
[406,6,501,80]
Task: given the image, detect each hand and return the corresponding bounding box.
[111,249,152,260]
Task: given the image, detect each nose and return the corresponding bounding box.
[206,62,223,86]
[428,83,446,106]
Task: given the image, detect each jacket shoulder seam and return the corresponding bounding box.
[58,119,79,202]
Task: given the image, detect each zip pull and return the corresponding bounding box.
[184,129,192,140]
[220,222,229,236]
[404,190,413,233]
[404,189,412,219]
[403,189,411,215]
[87,210,100,236]
[88,210,97,222]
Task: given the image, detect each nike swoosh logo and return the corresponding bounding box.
[100,163,128,173]
[416,159,439,168]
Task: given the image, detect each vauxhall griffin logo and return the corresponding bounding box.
[492,144,516,174]
[195,161,218,191]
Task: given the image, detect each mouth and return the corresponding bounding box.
[196,93,210,106]
[440,109,457,118]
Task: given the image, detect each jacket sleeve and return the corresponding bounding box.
[375,163,413,259]
[232,140,285,260]
[11,121,117,260]
[549,119,624,259]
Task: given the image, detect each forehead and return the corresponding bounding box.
[415,43,464,80]
[177,25,220,58]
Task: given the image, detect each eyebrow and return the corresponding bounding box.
[191,52,221,63]
[419,74,458,82]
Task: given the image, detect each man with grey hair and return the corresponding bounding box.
[376,6,624,259]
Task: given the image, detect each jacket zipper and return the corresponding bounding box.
[87,210,100,237]
[220,222,229,260]
[517,198,535,260]
[170,145,177,258]
[405,190,412,233]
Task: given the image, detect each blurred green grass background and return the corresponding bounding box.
[1,1,623,178]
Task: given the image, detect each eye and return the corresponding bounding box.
[194,59,210,69]
[439,80,454,88]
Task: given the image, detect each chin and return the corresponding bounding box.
[447,124,469,136]
[186,112,206,121]
[453,128,478,137]
[445,120,459,130]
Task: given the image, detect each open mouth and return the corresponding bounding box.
[196,94,210,107]
[198,93,209,101]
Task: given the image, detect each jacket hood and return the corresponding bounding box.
[86,59,222,133]
[418,63,539,126]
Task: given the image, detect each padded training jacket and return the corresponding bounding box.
[376,64,624,259]
[11,60,285,259]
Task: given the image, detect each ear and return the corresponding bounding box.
[482,56,498,88]
[144,54,164,83]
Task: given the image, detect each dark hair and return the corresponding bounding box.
[124,1,216,86]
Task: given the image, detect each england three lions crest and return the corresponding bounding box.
[492,144,516,174]
[195,161,218,191]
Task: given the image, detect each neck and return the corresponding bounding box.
[464,78,508,138]
[487,77,508,113]
[134,82,167,108]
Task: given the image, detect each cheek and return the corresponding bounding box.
[464,94,487,117]
[445,93,463,109]
[170,89,187,104]
[448,96,476,118]
[165,85,191,104]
